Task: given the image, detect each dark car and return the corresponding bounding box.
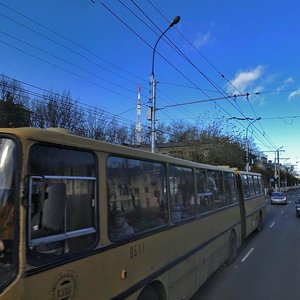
[295,199,300,217]
[270,192,287,205]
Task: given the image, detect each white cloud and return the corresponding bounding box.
[265,73,277,84]
[275,85,285,92]
[193,32,211,49]
[229,65,264,93]
[275,76,294,92]
[284,77,294,84]
[253,85,264,94]
[288,90,300,101]
[249,86,265,106]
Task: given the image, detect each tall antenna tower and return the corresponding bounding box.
[136,85,142,145]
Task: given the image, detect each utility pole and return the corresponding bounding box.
[229,117,261,172]
[149,16,180,153]
[261,147,284,191]
[276,147,285,191]
[280,158,290,191]
[136,85,142,145]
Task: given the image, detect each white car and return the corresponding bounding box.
[270,192,287,204]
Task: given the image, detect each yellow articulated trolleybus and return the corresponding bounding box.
[0,127,266,300]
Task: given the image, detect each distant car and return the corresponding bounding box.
[295,199,300,217]
[270,192,287,205]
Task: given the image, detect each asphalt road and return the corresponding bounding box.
[191,188,300,300]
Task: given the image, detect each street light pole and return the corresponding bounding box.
[280,158,290,191]
[276,146,284,191]
[150,16,180,153]
[261,148,285,190]
[245,117,261,172]
[273,146,284,191]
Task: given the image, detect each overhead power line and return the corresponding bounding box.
[1,75,136,127]
[101,1,278,152]
[0,2,148,84]
[0,29,137,97]
[1,1,280,152]
[157,93,251,110]
[0,0,196,122]
[145,0,278,151]
[0,7,151,102]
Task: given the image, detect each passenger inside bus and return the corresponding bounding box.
[0,203,14,263]
[108,210,134,241]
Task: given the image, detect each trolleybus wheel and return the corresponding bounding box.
[227,231,237,264]
[256,213,263,232]
[138,285,160,300]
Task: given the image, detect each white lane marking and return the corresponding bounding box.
[241,248,254,263]
[270,222,275,228]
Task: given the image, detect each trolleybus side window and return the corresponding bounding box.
[107,156,168,241]
[248,175,255,197]
[215,171,227,207]
[196,169,212,214]
[28,145,97,264]
[241,174,250,199]
[224,172,238,204]
[258,176,264,194]
[207,170,227,209]
[254,176,262,195]
[169,165,195,222]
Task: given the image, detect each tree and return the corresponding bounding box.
[128,124,138,146]
[205,137,245,169]
[105,119,130,144]
[0,75,29,106]
[156,122,168,144]
[31,90,85,134]
[141,124,150,145]
[84,108,108,140]
[167,120,198,142]
[153,117,247,168]
[0,75,31,127]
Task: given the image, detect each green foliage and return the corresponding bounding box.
[154,118,246,168]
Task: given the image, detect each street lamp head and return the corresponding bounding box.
[169,16,181,28]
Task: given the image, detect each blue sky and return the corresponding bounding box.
[1,0,300,170]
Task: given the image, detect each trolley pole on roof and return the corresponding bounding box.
[149,16,180,153]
